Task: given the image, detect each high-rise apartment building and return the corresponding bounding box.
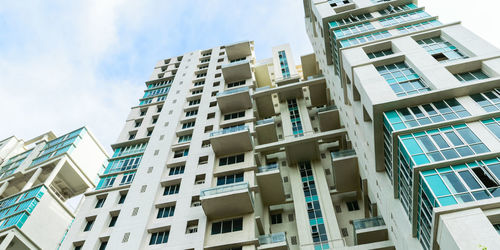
[304,0,500,249]
[60,1,500,250]
[0,128,108,250]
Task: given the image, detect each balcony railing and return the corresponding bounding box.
[216,86,250,97]
[223,59,250,68]
[257,163,278,173]
[230,57,247,63]
[255,86,271,92]
[200,182,250,198]
[331,149,356,159]
[256,117,274,126]
[305,74,324,81]
[317,105,338,113]
[258,232,286,245]
[353,216,386,231]
[210,125,249,137]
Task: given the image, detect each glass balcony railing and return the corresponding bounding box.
[258,232,286,245]
[216,86,249,97]
[353,216,386,231]
[210,125,249,137]
[200,182,250,198]
[223,59,250,68]
[256,117,274,126]
[317,105,338,113]
[258,163,279,173]
[331,149,356,159]
[305,74,324,80]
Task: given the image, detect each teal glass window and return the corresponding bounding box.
[104,155,142,174]
[120,171,135,185]
[339,31,391,48]
[157,205,175,218]
[112,143,147,158]
[397,20,441,34]
[96,175,116,190]
[379,10,430,27]
[416,37,467,62]
[329,13,373,28]
[217,173,244,186]
[367,49,393,59]
[178,134,192,143]
[378,3,417,16]
[376,62,430,97]
[287,99,304,137]
[278,51,291,78]
[482,118,500,140]
[471,90,500,112]
[149,230,169,245]
[333,22,375,38]
[454,70,489,82]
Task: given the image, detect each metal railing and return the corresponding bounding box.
[353,216,386,231]
[216,86,249,97]
[258,232,286,245]
[255,86,271,92]
[331,149,356,159]
[256,117,274,126]
[306,74,324,80]
[317,105,338,113]
[200,182,250,198]
[258,163,279,173]
[210,125,249,137]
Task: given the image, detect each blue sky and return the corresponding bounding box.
[0,0,499,152]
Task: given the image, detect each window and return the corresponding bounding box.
[169,166,185,175]
[328,0,350,7]
[454,70,489,82]
[211,218,243,235]
[164,184,180,195]
[227,80,246,88]
[105,155,142,174]
[207,112,215,119]
[471,90,500,112]
[95,198,106,208]
[379,10,430,27]
[157,105,163,112]
[204,125,213,133]
[367,49,393,59]
[400,124,490,165]
[397,20,442,34]
[182,121,195,129]
[346,200,360,211]
[185,110,198,117]
[378,3,417,16]
[219,154,244,166]
[118,194,127,204]
[99,241,107,250]
[178,134,192,143]
[288,99,304,137]
[271,214,283,224]
[329,13,373,27]
[217,173,244,186]
[152,117,158,124]
[209,101,217,107]
[120,172,136,185]
[494,224,500,234]
[376,62,430,97]
[189,99,201,106]
[173,149,189,158]
[224,111,245,120]
[333,22,375,39]
[157,206,175,218]
[196,73,207,78]
[109,216,118,227]
[191,89,203,95]
[149,230,169,245]
[194,81,205,86]
[202,140,211,148]
[339,31,391,48]
[482,118,500,140]
[84,219,94,232]
[75,246,82,250]
[128,133,136,140]
[134,120,142,127]
[140,109,147,116]
[96,176,116,190]
[417,37,467,62]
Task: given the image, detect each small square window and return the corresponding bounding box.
[209,101,217,107]
[207,113,215,119]
[204,125,213,133]
[346,200,360,211]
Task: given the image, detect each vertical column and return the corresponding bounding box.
[21,167,43,191]
[44,158,66,186]
[0,181,9,197]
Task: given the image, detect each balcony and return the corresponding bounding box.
[200,182,254,219]
[216,86,252,114]
[258,232,288,250]
[226,41,252,61]
[255,118,278,144]
[222,60,252,83]
[353,216,388,245]
[317,105,340,131]
[210,125,253,156]
[256,164,285,205]
[331,149,359,193]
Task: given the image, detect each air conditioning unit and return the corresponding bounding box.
[187,226,198,234]
[195,180,205,185]
[192,201,201,207]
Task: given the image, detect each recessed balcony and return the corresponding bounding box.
[353,216,388,245]
[200,182,254,219]
[226,41,252,61]
[221,60,252,83]
[257,232,288,250]
[256,164,285,205]
[317,105,340,131]
[216,86,252,114]
[255,118,278,144]
[210,125,253,156]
